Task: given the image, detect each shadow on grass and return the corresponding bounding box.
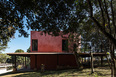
[0,68,83,77]
[0,71,33,76]
[0,67,111,77]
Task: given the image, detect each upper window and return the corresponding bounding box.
[32,39,38,51]
[62,39,68,51]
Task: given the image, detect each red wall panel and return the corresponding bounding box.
[31,31,64,52]
[58,54,77,66]
[37,55,57,70]
[31,31,81,53]
[30,54,77,70]
[30,55,35,69]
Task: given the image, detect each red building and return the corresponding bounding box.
[7,31,107,71]
[7,31,81,70]
[30,31,80,70]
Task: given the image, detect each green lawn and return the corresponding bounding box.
[0,67,111,77]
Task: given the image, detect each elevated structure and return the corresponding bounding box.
[7,31,107,71]
[7,31,81,70]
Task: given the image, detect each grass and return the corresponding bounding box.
[0,66,111,77]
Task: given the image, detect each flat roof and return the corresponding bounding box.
[7,52,73,55]
[78,53,107,57]
[7,52,107,57]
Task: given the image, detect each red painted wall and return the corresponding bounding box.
[30,55,35,69]
[31,31,68,52]
[30,31,80,70]
[30,54,77,70]
[37,55,57,70]
[58,55,77,66]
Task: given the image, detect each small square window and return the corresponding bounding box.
[62,39,68,51]
[32,39,38,51]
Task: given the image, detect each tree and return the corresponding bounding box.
[0,45,7,52]
[0,0,29,49]
[15,49,24,65]
[0,0,84,69]
[26,47,30,66]
[15,49,24,53]
[0,0,116,76]
[0,0,85,47]
[0,1,84,68]
[0,53,10,63]
[80,19,109,53]
[85,0,116,76]
[27,47,30,53]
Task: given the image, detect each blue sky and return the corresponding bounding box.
[3,17,31,53]
[3,30,31,53]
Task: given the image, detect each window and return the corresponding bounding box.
[62,39,68,51]
[32,39,38,51]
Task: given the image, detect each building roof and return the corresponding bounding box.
[7,52,107,57]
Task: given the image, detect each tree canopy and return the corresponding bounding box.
[27,47,30,53]
[0,0,116,76]
[15,49,24,53]
[0,0,87,46]
[15,49,24,64]
[0,53,10,63]
[1,0,115,46]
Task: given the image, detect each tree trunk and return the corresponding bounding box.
[73,44,81,68]
[74,52,81,68]
[111,59,116,77]
[105,55,111,69]
[91,53,94,73]
[110,43,116,77]
[113,59,116,77]
[101,56,103,66]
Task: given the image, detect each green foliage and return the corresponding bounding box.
[0,0,115,54]
[15,49,24,53]
[15,49,24,54]
[0,53,10,63]
[15,49,24,64]
[0,0,87,48]
[17,65,23,69]
[0,40,8,52]
[27,47,30,53]
[107,52,110,55]
[0,45,7,52]
[26,47,31,65]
